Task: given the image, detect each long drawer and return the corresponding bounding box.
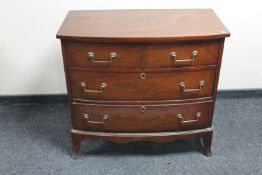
[69,68,216,101]
[71,101,214,132]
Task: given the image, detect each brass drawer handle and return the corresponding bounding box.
[170,50,198,62]
[177,112,201,124]
[80,82,108,93]
[87,52,117,63]
[83,114,109,124]
[179,80,205,92]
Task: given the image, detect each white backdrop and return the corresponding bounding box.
[0,0,261,95]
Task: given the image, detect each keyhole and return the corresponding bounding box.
[141,105,146,113]
[140,73,146,80]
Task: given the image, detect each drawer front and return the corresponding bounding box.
[145,41,220,68]
[69,69,216,101]
[71,101,213,132]
[67,43,141,69]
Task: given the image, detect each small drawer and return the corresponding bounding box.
[66,43,141,69]
[71,101,213,132]
[145,41,220,68]
[69,68,216,101]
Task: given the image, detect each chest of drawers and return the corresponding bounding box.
[56,9,230,159]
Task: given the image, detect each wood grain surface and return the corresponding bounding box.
[67,43,141,69]
[57,9,230,43]
[69,68,216,101]
[71,101,213,132]
[145,40,220,68]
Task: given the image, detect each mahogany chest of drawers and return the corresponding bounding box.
[56,9,230,159]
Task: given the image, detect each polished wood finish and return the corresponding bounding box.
[71,128,213,158]
[145,41,220,68]
[67,43,141,69]
[56,9,230,43]
[202,130,213,156]
[71,101,213,132]
[71,128,213,144]
[57,9,230,158]
[69,68,216,101]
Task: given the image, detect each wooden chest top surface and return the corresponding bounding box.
[56,9,230,42]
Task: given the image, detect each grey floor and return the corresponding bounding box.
[0,97,261,175]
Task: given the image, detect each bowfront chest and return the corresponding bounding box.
[56,9,230,158]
